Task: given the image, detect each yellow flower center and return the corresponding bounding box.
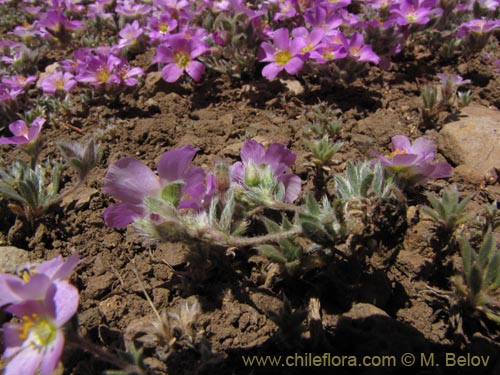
[16,128,29,138]
[301,44,313,53]
[389,148,407,158]
[54,79,65,90]
[174,51,190,68]
[158,22,169,33]
[349,46,360,57]
[18,314,57,348]
[97,68,110,83]
[275,50,291,66]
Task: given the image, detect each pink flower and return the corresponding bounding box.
[103,146,212,228]
[371,135,452,186]
[2,281,79,375]
[152,36,208,82]
[0,118,44,146]
[117,20,144,49]
[259,28,306,80]
[230,139,302,203]
[0,253,79,307]
[39,72,76,94]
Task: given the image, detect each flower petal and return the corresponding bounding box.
[264,143,296,175]
[240,139,266,165]
[411,137,436,157]
[429,161,452,179]
[157,145,199,182]
[103,203,141,228]
[284,57,304,75]
[5,345,43,375]
[161,63,184,82]
[40,331,64,375]
[277,174,301,203]
[185,60,205,81]
[391,135,411,152]
[52,280,79,326]
[262,63,282,80]
[103,157,160,205]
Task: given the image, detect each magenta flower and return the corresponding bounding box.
[39,71,77,94]
[230,139,301,203]
[75,51,143,89]
[152,36,208,82]
[371,135,452,186]
[1,74,37,90]
[0,118,44,146]
[2,281,79,375]
[37,10,84,37]
[457,18,500,36]
[115,0,152,18]
[259,28,306,80]
[0,253,79,307]
[103,146,212,228]
[148,13,178,43]
[292,26,325,57]
[117,20,144,49]
[346,32,380,64]
[389,0,434,25]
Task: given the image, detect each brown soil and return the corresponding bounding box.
[1,36,500,375]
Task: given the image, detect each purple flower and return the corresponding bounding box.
[75,50,143,89]
[152,36,208,82]
[230,139,301,203]
[103,145,211,228]
[117,20,144,49]
[389,0,433,25]
[2,280,79,375]
[0,253,79,307]
[0,118,44,146]
[39,71,77,94]
[1,74,37,90]
[259,28,306,80]
[371,135,452,186]
[493,59,500,73]
[115,0,152,18]
[457,18,500,36]
[346,32,380,64]
[148,13,178,43]
[37,10,84,37]
[292,26,325,56]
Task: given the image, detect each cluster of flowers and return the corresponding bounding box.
[0,0,497,97]
[0,253,79,375]
[103,136,451,230]
[103,140,302,228]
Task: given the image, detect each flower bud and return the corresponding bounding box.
[215,162,230,194]
[244,162,261,187]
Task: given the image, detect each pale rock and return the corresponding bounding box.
[0,246,31,273]
[341,303,389,320]
[36,62,60,88]
[438,104,500,175]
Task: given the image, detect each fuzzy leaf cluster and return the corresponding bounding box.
[0,159,62,222]
[334,161,395,203]
[456,228,500,323]
[421,186,473,234]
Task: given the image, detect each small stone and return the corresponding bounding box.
[341,303,389,320]
[0,246,31,273]
[279,78,304,95]
[62,187,98,211]
[99,295,126,322]
[438,104,500,175]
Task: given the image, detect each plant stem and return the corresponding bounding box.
[70,334,142,374]
[223,226,302,247]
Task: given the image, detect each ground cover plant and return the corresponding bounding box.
[0,0,500,374]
